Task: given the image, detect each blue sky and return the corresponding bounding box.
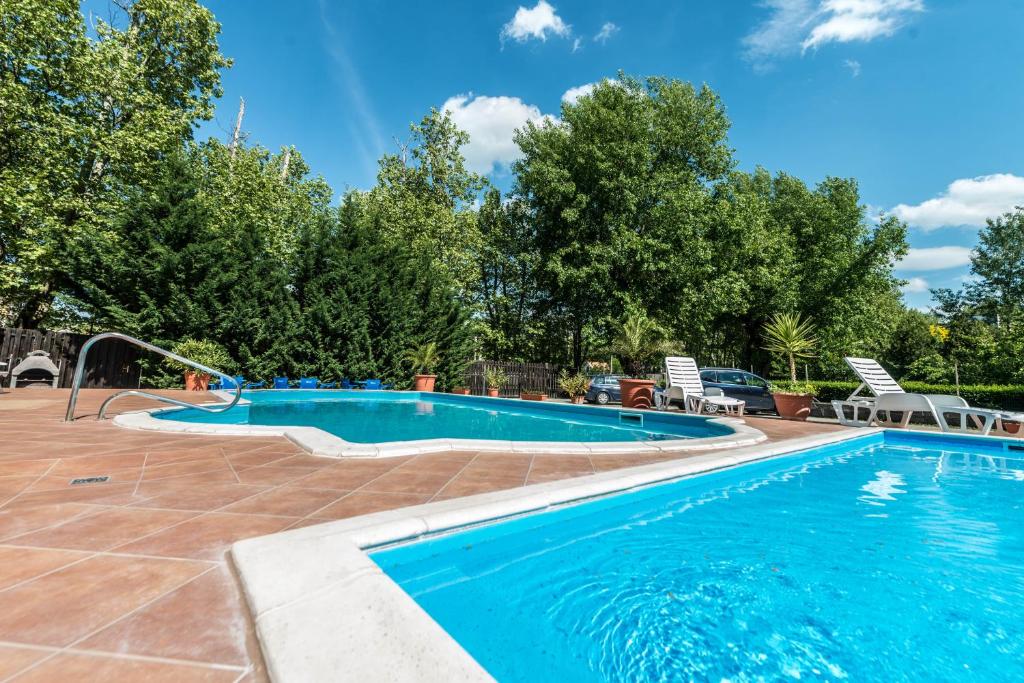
[186,0,1024,309]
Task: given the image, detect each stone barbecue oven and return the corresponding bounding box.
[9,350,61,390]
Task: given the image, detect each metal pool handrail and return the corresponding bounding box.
[64,332,242,422]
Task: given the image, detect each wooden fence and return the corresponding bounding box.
[464,360,563,397]
[1,328,143,389]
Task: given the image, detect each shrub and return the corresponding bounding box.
[770,379,816,397]
[557,371,590,398]
[164,338,234,375]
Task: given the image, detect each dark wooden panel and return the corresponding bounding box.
[1,328,142,389]
[464,360,564,397]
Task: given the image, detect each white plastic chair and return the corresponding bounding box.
[662,357,745,416]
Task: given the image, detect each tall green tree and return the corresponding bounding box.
[513,75,734,368]
[476,188,540,360]
[365,108,484,294]
[0,0,230,327]
[71,152,226,346]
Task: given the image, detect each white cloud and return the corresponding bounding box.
[901,276,929,293]
[594,22,619,44]
[562,82,595,105]
[897,246,973,271]
[442,94,550,174]
[572,37,582,52]
[501,1,570,43]
[743,0,923,65]
[844,58,861,76]
[561,79,618,105]
[803,0,924,51]
[890,173,1024,230]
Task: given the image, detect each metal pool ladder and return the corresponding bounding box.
[64,332,242,421]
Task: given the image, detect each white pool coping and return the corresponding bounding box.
[112,394,768,458]
[230,427,878,683]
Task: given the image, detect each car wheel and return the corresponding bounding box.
[595,391,611,405]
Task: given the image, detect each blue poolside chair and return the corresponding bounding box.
[208,378,222,391]
[340,378,355,390]
[273,376,291,389]
[319,380,336,389]
[362,378,391,391]
[245,379,265,389]
[298,377,317,389]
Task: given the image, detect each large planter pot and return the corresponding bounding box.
[413,374,437,392]
[450,387,470,395]
[184,371,210,392]
[774,393,813,421]
[570,395,585,405]
[1002,420,1021,435]
[486,388,500,398]
[520,392,547,401]
[620,379,655,409]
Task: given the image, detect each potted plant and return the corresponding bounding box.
[763,313,818,420]
[402,341,440,392]
[558,370,590,404]
[484,368,508,397]
[164,338,234,392]
[449,386,471,395]
[520,387,548,401]
[613,305,671,409]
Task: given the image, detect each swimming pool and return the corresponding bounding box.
[371,431,1024,681]
[124,390,764,457]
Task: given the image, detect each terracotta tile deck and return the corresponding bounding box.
[0,388,848,681]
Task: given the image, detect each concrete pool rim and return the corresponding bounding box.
[230,428,887,682]
[112,390,768,458]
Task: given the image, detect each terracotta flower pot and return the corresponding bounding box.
[450,387,470,395]
[487,388,500,398]
[413,374,437,392]
[774,393,813,421]
[570,395,585,405]
[619,379,655,409]
[1002,420,1021,435]
[520,392,547,401]
[184,371,210,392]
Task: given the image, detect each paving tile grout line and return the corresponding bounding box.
[427,452,483,503]
[0,460,61,510]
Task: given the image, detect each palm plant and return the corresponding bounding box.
[613,305,672,377]
[762,313,818,382]
[402,341,441,375]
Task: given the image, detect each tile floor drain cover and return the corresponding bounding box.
[70,476,110,486]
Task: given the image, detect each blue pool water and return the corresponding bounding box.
[155,391,732,443]
[372,432,1024,682]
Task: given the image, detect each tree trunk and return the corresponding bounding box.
[788,353,797,382]
[229,97,246,160]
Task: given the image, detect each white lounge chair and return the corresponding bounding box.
[832,357,1020,435]
[661,357,745,416]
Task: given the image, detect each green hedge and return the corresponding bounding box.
[805,380,1024,412]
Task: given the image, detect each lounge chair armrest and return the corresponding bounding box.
[924,394,969,408]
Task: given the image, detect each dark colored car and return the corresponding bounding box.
[585,374,624,405]
[699,368,776,413]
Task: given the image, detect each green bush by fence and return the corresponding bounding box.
[806,381,1024,412]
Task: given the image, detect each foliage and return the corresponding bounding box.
[762,313,818,382]
[770,379,816,397]
[366,109,484,293]
[0,0,230,327]
[484,367,508,389]
[512,75,732,368]
[164,338,233,374]
[403,341,441,375]
[809,380,1024,412]
[476,188,541,360]
[612,304,674,377]
[557,370,590,398]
